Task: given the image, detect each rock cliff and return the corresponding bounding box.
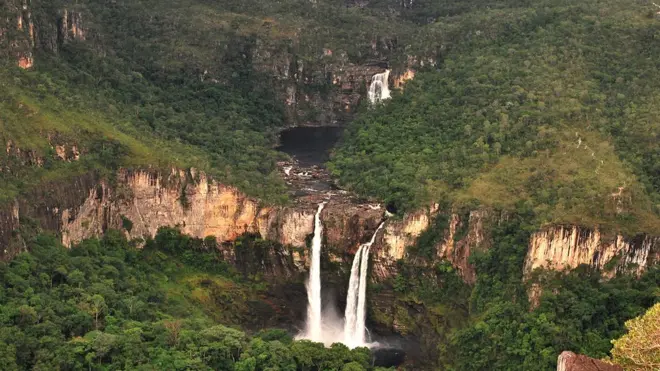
[525,226,659,278]
[0,168,425,280]
[1,0,87,69]
[254,45,423,127]
[436,209,504,284]
[2,165,658,284]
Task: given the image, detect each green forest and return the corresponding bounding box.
[330,0,660,235]
[374,213,659,369]
[1,0,659,370]
[0,225,657,370]
[0,229,393,370]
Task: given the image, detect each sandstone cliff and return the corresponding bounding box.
[1,0,87,69]
[0,168,424,279]
[525,226,659,278]
[2,165,658,285]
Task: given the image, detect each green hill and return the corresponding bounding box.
[330,0,660,234]
[1,1,660,370]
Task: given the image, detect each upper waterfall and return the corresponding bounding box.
[368,70,391,104]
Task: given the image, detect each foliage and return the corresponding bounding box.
[330,0,660,234]
[387,213,660,370]
[0,229,383,370]
[0,0,442,205]
[608,303,660,370]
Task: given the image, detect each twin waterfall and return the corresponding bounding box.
[299,202,384,349]
[368,70,391,104]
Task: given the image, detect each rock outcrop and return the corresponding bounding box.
[255,46,421,127]
[557,351,622,371]
[2,165,658,284]
[1,0,88,68]
[0,168,426,280]
[436,209,503,283]
[525,226,659,278]
[371,206,438,280]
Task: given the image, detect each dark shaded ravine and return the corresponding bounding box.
[276,126,344,166]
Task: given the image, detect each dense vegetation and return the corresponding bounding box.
[0,0,431,204]
[0,222,656,370]
[0,229,393,370]
[1,0,659,370]
[378,213,660,370]
[331,0,660,234]
[608,303,660,369]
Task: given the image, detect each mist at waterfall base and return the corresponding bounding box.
[296,204,386,350]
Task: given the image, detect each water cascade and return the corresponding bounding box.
[368,70,391,104]
[303,202,327,342]
[343,222,385,347]
[298,206,385,348]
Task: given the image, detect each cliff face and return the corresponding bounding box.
[0,169,423,280]
[3,166,658,283]
[1,0,86,69]
[525,226,659,278]
[254,45,422,127]
[436,209,503,284]
[371,206,438,280]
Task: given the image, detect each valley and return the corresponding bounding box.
[0,0,659,370]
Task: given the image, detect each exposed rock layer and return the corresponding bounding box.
[2,168,658,283]
[557,351,622,371]
[525,226,659,278]
[0,169,416,279]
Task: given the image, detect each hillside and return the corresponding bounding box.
[1,1,659,370]
[7,0,658,236]
[330,0,660,235]
[0,0,430,204]
[0,228,391,370]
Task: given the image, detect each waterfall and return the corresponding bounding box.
[343,244,363,344]
[304,202,326,342]
[343,222,385,347]
[354,245,371,344]
[368,70,391,104]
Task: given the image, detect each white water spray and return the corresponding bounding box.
[343,222,385,348]
[303,202,326,342]
[343,245,363,344]
[368,70,391,104]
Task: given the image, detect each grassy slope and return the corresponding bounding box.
[330,0,660,234]
[0,0,426,205]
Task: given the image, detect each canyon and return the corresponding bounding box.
[1,166,657,284]
[1,1,658,369]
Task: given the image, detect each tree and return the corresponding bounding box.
[342,361,367,371]
[609,303,660,370]
[88,295,107,330]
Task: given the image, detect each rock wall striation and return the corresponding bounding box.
[525,226,659,278]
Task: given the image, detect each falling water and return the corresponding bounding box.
[343,244,363,344]
[343,222,385,347]
[355,245,372,344]
[304,202,326,342]
[368,70,391,104]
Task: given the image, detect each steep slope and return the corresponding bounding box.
[330,0,660,236]
[0,1,659,370]
[0,0,442,206]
